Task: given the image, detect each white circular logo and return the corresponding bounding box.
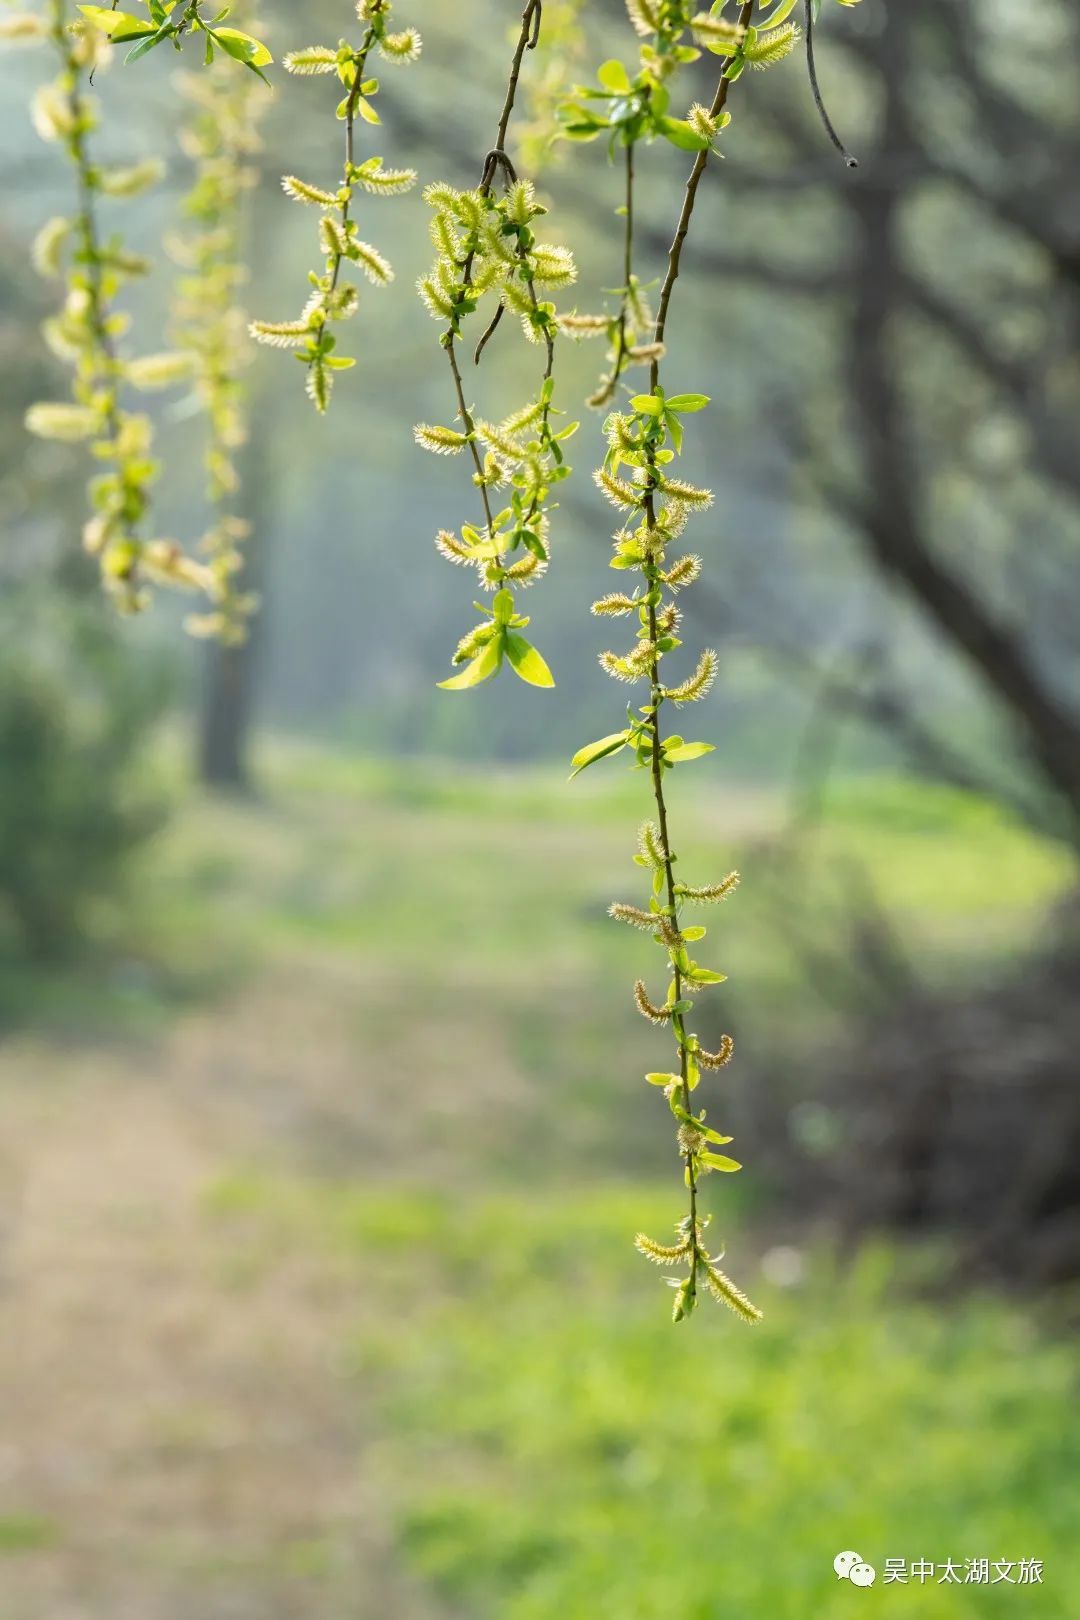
[834,1551,877,1587]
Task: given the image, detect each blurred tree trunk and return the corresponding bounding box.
[199,640,252,790]
[844,4,1080,834]
[197,175,279,794]
[687,1,1080,840]
[197,408,272,792]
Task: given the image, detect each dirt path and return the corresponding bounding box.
[0,977,452,1620]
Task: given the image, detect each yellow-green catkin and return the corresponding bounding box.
[15,2,216,614]
[417,0,578,696]
[169,19,267,643]
[250,1,420,412]
[564,0,817,1323]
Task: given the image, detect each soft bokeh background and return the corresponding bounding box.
[0,2,1078,1616]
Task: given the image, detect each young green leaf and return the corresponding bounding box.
[659,116,711,152]
[505,631,555,688]
[77,7,156,41]
[437,636,502,690]
[597,58,632,93]
[212,28,273,69]
[569,730,630,779]
[702,1152,743,1172]
[664,740,715,763]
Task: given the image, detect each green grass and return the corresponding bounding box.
[0,1514,59,1555]
[207,1174,1079,1620]
[109,747,1072,1187]
[6,740,1076,1616]
[78,744,1062,1195]
[132,743,1071,1020]
[821,773,1068,929]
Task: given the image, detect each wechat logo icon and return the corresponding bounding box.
[835,1551,877,1587]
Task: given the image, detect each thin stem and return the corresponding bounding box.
[646,550,698,1284]
[51,0,148,592]
[804,0,858,169]
[445,331,496,534]
[492,0,542,160]
[441,0,544,545]
[623,136,635,323]
[638,0,759,1280]
[473,299,505,365]
[330,29,376,296]
[639,449,700,1290]
[606,139,636,402]
[650,0,757,393]
[56,10,119,437]
[173,26,263,639]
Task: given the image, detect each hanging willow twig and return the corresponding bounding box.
[250,1,420,411]
[804,0,858,168]
[10,3,220,615]
[568,0,860,1322]
[416,0,578,692]
[77,2,272,76]
[169,15,267,643]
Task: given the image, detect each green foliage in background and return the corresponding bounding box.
[0,589,168,961]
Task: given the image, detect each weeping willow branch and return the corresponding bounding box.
[169,23,267,643]
[250,1,420,412]
[1,0,867,1323]
[416,0,579,693]
[8,3,217,614]
[571,137,656,411]
[77,2,272,76]
[554,2,738,404]
[567,0,865,1323]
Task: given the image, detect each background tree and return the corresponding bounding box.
[685,0,1080,840]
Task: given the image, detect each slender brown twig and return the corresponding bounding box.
[804,0,858,169]
[638,0,758,1310]
[440,0,546,541]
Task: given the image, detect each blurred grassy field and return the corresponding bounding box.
[0,741,1076,1618]
[13,741,1065,1076]
[208,1174,1079,1620]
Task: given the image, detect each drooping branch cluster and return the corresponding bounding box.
[568,0,859,1322]
[169,22,267,642]
[557,4,729,406]
[581,381,760,1323]
[76,2,272,76]
[557,2,804,405]
[11,3,219,614]
[415,0,578,693]
[1,0,865,1326]
[249,0,420,412]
